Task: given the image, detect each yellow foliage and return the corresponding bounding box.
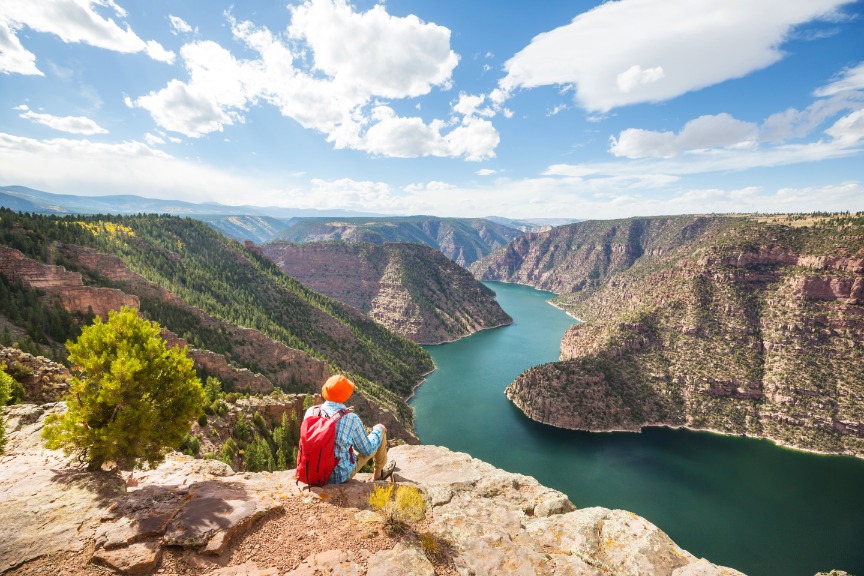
[367,484,426,531]
[368,483,394,512]
[75,221,135,238]
[394,485,426,522]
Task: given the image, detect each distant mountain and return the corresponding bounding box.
[484,215,581,233]
[277,216,522,266]
[261,241,512,344]
[0,185,381,219]
[199,215,298,245]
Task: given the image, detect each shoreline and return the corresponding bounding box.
[478,278,585,322]
[416,316,514,347]
[546,299,584,322]
[507,397,864,460]
[405,317,514,404]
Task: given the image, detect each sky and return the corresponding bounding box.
[0,0,863,219]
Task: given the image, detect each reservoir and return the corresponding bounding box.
[412,281,864,576]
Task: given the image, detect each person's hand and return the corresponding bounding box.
[374,423,387,434]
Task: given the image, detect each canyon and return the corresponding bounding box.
[473,215,864,457]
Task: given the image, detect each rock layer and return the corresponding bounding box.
[261,242,512,344]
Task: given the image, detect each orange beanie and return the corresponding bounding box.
[322,374,354,403]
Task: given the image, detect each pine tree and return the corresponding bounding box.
[42,307,205,470]
[245,436,274,472]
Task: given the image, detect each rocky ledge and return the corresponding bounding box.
[0,403,776,576]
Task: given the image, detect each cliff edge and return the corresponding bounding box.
[1,403,754,576]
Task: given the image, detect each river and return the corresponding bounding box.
[411,281,864,576]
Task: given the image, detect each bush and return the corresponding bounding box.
[220,437,238,466]
[42,307,206,470]
[179,434,200,457]
[0,368,11,455]
[197,414,208,427]
[367,484,427,533]
[232,412,252,444]
[204,376,223,403]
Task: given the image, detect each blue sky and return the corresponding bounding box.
[1,0,863,219]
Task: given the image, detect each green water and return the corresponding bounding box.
[412,282,864,576]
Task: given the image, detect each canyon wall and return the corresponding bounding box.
[479,216,864,457]
[261,242,512,344]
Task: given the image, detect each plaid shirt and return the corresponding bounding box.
[304,401,382,484]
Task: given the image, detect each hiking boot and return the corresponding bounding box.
[376,460,396,481]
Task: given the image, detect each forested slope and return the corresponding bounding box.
[0,209,433,435]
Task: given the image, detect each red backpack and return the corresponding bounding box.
[296,407,349,487]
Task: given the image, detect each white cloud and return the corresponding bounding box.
[0,20,41,75]
[616,65,665,94]
[17,105,108,135]
[288,0,458,99]
[475,169,496,176]
[403,181,456,193]
[145,40,175,64]
[760,92,864,141]
[169,15,193,35]
[143,132,165,146]
[547,104,567,116]
[2,131,861,220]
[306,177,400,211]
[497,0,852,112]
[825,109,864,145]
[130,2,499,160]
[133,79,233,138]
[814,62,864,97]
[610,113,758,158]
[453,93,494,118]
[0,0,175,74]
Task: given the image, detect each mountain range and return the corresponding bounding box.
[0,186,535,264]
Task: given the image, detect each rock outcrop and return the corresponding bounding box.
[1,404,754,576]
[499,216,864,458]
[261,242,512,344]
[0,244,139,318]
[0,346,70,402]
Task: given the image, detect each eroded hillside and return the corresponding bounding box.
[476,214,864,457]
[261,241,511,344]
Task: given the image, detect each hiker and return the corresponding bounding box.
[298,374,396,485]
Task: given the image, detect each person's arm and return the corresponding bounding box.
[347,415,382,457]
